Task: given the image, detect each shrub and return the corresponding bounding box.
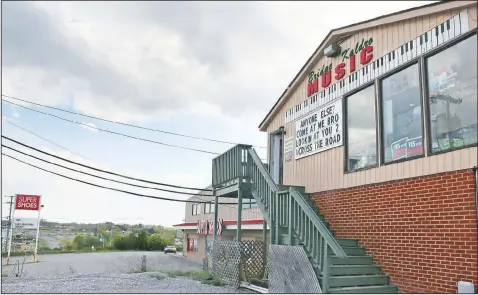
[146,234,168,251]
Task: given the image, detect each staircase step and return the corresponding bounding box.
[330,265,381,276]
[323,274,389,288]
[342,246,366,256]
[337,238,360,247]
[328,285,399,294]
[330,255,373,265]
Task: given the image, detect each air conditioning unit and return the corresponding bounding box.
[457,281,475,293]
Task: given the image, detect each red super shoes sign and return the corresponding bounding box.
[15,194,41,211]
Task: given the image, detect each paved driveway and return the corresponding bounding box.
[1,251,201,278]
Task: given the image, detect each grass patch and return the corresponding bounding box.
[201,278,224,286]
[166,270,210,278]
[1,274,8,278]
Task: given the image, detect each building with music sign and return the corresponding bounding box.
[258,1,477,293]
[173,186,268,264]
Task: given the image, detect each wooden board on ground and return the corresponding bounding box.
[268,244,322,294]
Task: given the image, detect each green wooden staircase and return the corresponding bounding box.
[212,144,398,293]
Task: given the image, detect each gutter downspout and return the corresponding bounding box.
[474,166,478,240]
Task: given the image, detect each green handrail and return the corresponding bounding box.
[212,144,251,187]
[213,144,348,292]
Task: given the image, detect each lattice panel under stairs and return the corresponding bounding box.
[268,244,322,294]
[212,240,242,287]
[212,240,268,287]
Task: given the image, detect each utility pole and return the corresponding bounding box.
[3,195,14,252]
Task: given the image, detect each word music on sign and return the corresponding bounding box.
[197,219,223,236]
[295,99,343,159]
[15,194,41,211]
[308,39,374,96]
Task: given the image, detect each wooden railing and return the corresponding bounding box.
[212,144,251,187]
[212,145,347,292]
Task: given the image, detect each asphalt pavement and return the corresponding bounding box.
[1,251,201,278]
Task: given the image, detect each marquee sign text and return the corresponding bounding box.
[295,99,343,159]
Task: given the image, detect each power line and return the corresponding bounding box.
[1,121,239,208]
[2,143,244,211]
[2,153,233,205]
[2,94,266,149]
[2,117,93,162]
[2,135,213,192]
[2,144,214,197]
[1,120,239,203]
[2,99,220,155]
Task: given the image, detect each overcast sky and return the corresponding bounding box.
[1,1,435,227]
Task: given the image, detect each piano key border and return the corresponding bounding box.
[284,9,470,125]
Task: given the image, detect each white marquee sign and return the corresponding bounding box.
[295,99,343,159]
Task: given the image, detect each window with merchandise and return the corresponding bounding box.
[381,63,424,163]
[426,34,477,153]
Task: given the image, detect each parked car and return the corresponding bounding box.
[164,245,177,254]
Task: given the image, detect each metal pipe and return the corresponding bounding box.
[236,178,242,242]
[474,167,478,242]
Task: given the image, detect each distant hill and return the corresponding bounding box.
[39,220,172,233]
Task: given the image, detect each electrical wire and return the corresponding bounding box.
[2,94,266,149]
[2,117,93,162]
[0,122,241,208]
[2,135,213,192]
[2,144,214,197]
[2,144,247,210]
[2,99,221,155]
[2,153,233,205]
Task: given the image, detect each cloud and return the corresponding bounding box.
[81,123,98,132]
[12,112,21,118]
[3,1,434,124]
[1,1,435,226]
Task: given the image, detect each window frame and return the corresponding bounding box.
[422,31,478,156]
[191,204,200,216]
[204,202,215,214]
[378,60,426,166]
[343,81,380,173]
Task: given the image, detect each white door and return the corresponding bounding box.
[270,133,283,184]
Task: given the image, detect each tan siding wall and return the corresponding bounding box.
[184,194,263,223]
[266,7,477,193]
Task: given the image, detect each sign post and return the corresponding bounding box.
[8,194,42,264]
[33,200,42,262]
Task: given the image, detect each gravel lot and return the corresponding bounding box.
[1,251,203,278]
[1,273,253,293]
[1,252,254,293]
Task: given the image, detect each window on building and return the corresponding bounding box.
[192,204,200,216]
[242,198,258,209]
[426,34,477,153]
[204,202,215,214]
[346,85,377,171]
[381,63,423,163]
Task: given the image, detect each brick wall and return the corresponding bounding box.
[310,168,478,294]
